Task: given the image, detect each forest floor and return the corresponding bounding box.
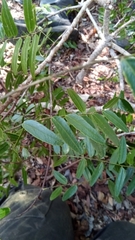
[1,1,135,239]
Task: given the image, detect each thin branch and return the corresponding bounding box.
[0,58,114,103]
[75,0,133,84]
[1,99,17,121]
[75,1,114,83]
[76,36,112,83]
[46,159,80,181]
[37,4,83,26]
[117,132,135,137]
[111,42,130,56]
[86,8,104,39]
[103,8,111,37]
[112,17,135,37]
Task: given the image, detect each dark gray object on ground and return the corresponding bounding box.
[13,0,79,41]
[92,221,135,240]
[0,184,74,240]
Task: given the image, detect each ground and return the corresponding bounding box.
[1,1,135,239]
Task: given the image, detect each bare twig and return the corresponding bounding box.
[76,36,112,83]
[110,42,130,56]
[103,8,111,37]
[37,4,83,26]
[0,58,114,103]
[86,8,104,39]
[117,132,135,137]
[112,17,135,37]
[46,159,80,181]
[76,0,114,84]
[1,99,17,121]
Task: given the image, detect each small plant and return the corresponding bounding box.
[1,0,135,220]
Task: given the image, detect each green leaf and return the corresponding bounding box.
[121,57,135,96]
[90,139,106,158]
[66,114,105,145]
[0,166,2,184]
[0,22,5,40]
[103,110,128,132]
[53,145,60,154]
[0,208,11,219]
[85,137,95,157]
[11,114,23,123]
[127,150,135,165]
[22,148,31,159]
[29,34,39,78]
[106,169,114,181]
[10,178,18,187]
[53,170,67,185]
[21,36,31,74]
[118,137,127,164]
[11,38,22,75]
[53,156,67,167]
[50,186,62,200]
[67,89,86,113]
[91,113,119,146]
[108,180,121,202]
[109,148,119,171]
[2,0,18,37]
[83,115,95,128]
[23,0,36,32]
[15,75,25,88]
[76,158,87,179]
[118,99,134,113]
[5,72,13,90]
[0,129,3,139]
[22,166,27,184]
[103,97,119,109]
[124,167,134,185]
[90,162,104,186]
[114,167,126,197]
[22,120,63,145]
[6,133,19,142]
[62,143,70,154]
[126,175,135,196]
[109,138,127,169]
[0,42,6,66]
[83,167,91,182]
[108,180,115,196]
[62,185,78,201]
[52,116,83,154]
[0,142,9,155]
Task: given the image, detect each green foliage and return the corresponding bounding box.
[1,1,135,210]
[0,207,11,220]
[11,38,22,75]
[2,0,18,37]
[62,185,78,201]
[50,186,62,200]
[22,120,63,145]
[76,158,87,179]
[121,57,135,96]
[23,0,36,32]
[63,40,77,49]
[67,88,86,113]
